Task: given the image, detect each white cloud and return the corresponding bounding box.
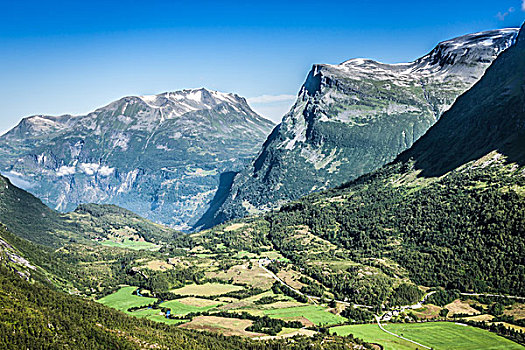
[497,6,515,20]
[247,94,296,104]
[522,0,525,11]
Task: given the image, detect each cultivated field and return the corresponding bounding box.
[411,304,441,319]
[504,303,525,320]
[171,282,244,296]
[330,324,420,350]
[97,286,156,313]
[100,239,159,251]
[160,299,221,315]
[444,299,479,316]
[205,262,274,289]
[264,305,346,326]
[179,316,264,337]
[384,322,524,349]
[330,322,525,350]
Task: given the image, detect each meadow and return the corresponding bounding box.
[97,286,156,313]
[100,238,159,251]
[160,299,222,315]
[171,282,244,296]
[330,322,525,350]
[264,305,346,326]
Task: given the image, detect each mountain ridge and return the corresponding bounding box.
[0,88,275,230]
[198,28,519,229]
[397,24,525,176]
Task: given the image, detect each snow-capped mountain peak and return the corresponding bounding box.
[332,28,519,85]
[138,88,243,111]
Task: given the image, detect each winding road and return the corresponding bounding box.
[259,259,377,308]
[460,292,525,300]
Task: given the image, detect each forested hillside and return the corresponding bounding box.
[180,24,525,302]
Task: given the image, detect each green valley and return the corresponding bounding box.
[0,16,524,350]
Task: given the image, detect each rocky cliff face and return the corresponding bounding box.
[202,28,518,229]
[0,88,275,230]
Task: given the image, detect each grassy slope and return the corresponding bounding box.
[385,322,524,350]
[171,283,244,296]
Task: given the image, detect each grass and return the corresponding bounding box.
[100,239,159,251]
[331,322,525,350]
[160,299,221,315]
[141,259,173,271]
[97,287,195,324]
[504,303,525,320]
[171,283,244,296]
[264,305,346,326]
[97,286,157,313]
[178,297,225,307]
[234,250,258,259]
[330,324,419,350]
[385,322,524,349]
[125,307,188,325]
[411,304,441,319]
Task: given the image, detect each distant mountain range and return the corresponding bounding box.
[201,28,519,229]
[0,88,274,230]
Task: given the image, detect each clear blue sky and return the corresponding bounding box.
[0,0,524,133]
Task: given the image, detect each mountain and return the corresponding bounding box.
[0,172,178,250]
[397,26,525,175]
[0,88,275,230]
[186,23,525,302]
[201,28,519,229]
[224,25,525,298]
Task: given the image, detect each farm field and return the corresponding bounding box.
[124,308,188,325]
[331,322,525,350]
[257,328,317,340]
[384,322,525,349]
[330,324,420,350]
[504,303,525,320]
[178,315,264,337]
[411,304,441,319]
[444,299,479,316]
[100,238,159,251]
[160,299,222,315]
[171,282,244,296]
[264,305,346,326]
[205,262,274,289]
[97,286,157,313]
